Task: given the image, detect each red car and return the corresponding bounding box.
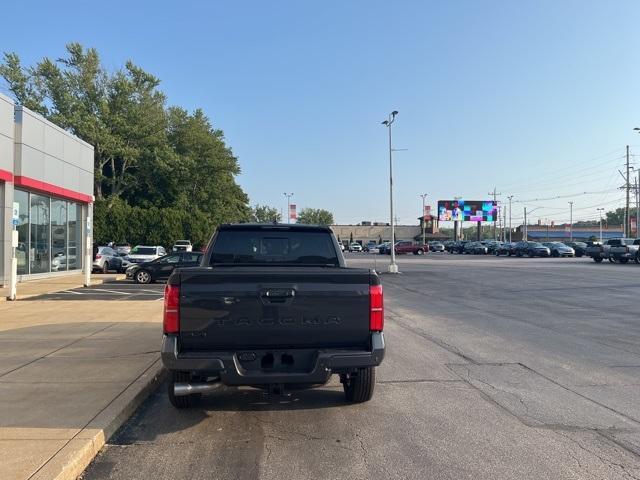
[394,241,429,255]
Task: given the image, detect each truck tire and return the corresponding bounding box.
[342,367,375,403]
[168,371,199,409]
[416,249,424,255]
[593,257,603,263]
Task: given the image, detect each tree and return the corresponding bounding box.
[297,208,334,225]
[1,43,250,244]
[250,204,281,223]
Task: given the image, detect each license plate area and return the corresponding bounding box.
[235,349,318,374]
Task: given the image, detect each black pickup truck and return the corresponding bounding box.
[161,224,385,408]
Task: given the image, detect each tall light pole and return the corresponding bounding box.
[597,208,604,243]
[568,201,574,241]
[382,111,399,273]
[508,195,513,243]
[283,192,294,224]
[420,193,428,245]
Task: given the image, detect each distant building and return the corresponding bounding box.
[513,224,624,242]
[331,215,447,246]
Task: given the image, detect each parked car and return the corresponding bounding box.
[454,241,469,254]
[368,244,381,254]
[125,245,167,264]
[349,243,363,252]
[378,242,391,255]
[172,240,193,252]
[394,241,429,255]
[463,242,477,254]
[472,242,489,255]
[495,242,514,256]
[486,241,502,254]
[609,238,640,264]
[565,241,587,258]
[161,223,385,408]
[127,252,204,284]
[428,241,445,253]
[92,246,124,273]
[514,241,551,257]
[542,242,575,258]
[114,243,131,256]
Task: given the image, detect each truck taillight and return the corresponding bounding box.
[163,284,180,334]
[369,284,384,332]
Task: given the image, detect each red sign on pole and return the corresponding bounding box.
[289,204,297,220]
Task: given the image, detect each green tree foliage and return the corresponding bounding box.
[249,204,281,223]
[297,208,334,225]
[0,43,249,244]
[605,207,637,226]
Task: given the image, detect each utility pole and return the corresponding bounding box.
[503,203,507,241]
[568,201,573,242]
[524,207,527,241]
[488,187,502,240]
[625,145,630,236]
[636,170,639,237]
[283,193,294,224]
[597,208,604,244]
[420,194,428,245]
[508,195,513,243]
[382,111,399,273]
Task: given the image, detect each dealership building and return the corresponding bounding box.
[1,93,94,287]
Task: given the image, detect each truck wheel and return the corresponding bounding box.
[416,249,424,255]
[168,371,200,409]
[593,257,603,263]
[342,367,375,403]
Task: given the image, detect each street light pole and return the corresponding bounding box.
[382,111,399,274]
[597,208,604,243]
[420,193,428,245]
[283,193,294,224]
[524,207,527,241]
[569,201,574,242]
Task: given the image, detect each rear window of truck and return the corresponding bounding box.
[210,230,339,266]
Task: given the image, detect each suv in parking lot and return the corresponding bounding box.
[126,245,167,264]
[92,246,123,273]
[394,241,429,255]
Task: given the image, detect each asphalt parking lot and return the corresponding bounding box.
[81,254,640,479]
[28,281,164,301]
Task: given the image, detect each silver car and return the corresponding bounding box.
[92,246,122,274]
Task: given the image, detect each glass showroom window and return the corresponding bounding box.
[51,199,68,271]
[68,202,83,270]
[30,194,50,274]
[15,189,29,275]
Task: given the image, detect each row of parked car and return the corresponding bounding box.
[343,240,448,255]
[92,240,198,280]
[444,240,587,258]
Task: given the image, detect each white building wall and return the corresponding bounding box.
[0,94,15,286]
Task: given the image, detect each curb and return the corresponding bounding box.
[2,274,127,302]
[30,359,167,480]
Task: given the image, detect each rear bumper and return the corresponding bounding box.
[161,333,385,385]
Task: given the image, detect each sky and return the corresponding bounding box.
[1,1,639,227]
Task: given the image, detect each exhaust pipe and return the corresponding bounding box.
[174,380,222,396]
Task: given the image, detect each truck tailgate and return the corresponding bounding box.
[178,267,373,351]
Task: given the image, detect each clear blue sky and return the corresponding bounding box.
[2,1,639,226]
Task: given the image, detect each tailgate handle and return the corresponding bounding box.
[260,288,296,303]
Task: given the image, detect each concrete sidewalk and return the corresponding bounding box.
[1,273,126,301]
[0,288,164,480]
